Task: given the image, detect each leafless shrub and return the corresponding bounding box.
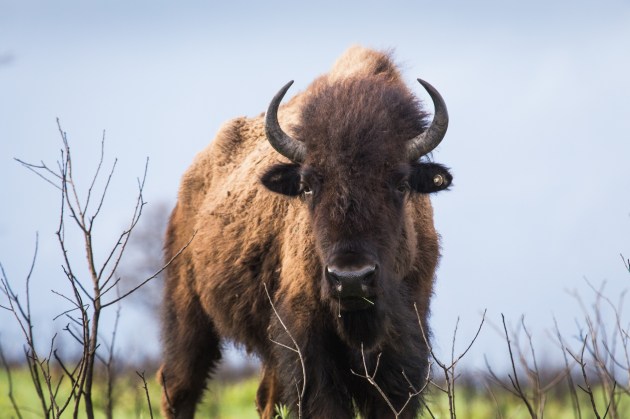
[485,254,630,419]
[0,120,191,418]
[418,305,486,419]
[553,317,583,418]
[350,342,430,418]
[486,315,568,418]
[562,275,630,419]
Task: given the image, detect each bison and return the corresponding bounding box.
[159,46,452,418]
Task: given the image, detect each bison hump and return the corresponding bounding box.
[328,45,402,83]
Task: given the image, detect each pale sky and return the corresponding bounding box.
[1,0,630,370]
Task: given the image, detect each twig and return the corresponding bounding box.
[416,303,486,419]
[0,342,23,419]
[552,317,581,419]
[568,337,602,419]
[483,382,504,419]
[0,236,51,416]
[103,302,122,419]
[351,346,398,415]
[99,158,147,292]
[101,229,195,308]
[84,129,109,222]
[602,381,617,419]
[263,283,305,418]
[500,313,537,418]
[137,371,155,419]
[14,158,62,190]
[350,342,429,418]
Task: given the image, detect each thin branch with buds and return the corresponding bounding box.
[350,343,430,418]
[487,314,537,418]
[263,283,305,418]
[416,304,486,419]
[137,371,155,419]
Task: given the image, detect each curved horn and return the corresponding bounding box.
[406,78,449,161]
[265,80,306,163]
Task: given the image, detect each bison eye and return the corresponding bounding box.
[396,181,410,194]
[301,182,313,196]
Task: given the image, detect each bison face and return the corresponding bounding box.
[261,76,451,348]
[262,159,451,347]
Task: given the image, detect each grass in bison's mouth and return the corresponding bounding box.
[337,296,377,313]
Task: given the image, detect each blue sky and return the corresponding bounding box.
[1,1,630,369]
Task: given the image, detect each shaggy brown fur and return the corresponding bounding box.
[159,46,452,418]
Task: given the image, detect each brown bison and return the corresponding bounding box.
[159,46,452,418]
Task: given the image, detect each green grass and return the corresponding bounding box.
[0,367,260,419]
[1,367,629,418]
[424,383,630,419]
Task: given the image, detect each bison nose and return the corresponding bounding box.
[326,264,376,299]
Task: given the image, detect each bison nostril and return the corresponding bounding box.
[326,264,377,297]
[361,269,376,286]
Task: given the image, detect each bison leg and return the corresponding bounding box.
[256,364,280,419]
[158,292,222,419]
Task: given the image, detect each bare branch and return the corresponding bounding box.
[263,282,305,416]
[351,346,399,415]
[14,158,62,190]
[415,303,485,418]
[83,130,107,219]
[568,337,602,419]
[97,158,146,290]
[0,342,23,418]
[137,371,155,419]
[499,314,537,418]
[101,229,195,308]
[103,302,121,419]
[602,381,618,419]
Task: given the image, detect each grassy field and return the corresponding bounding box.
[2,366,629,418]
[0,367,259,419]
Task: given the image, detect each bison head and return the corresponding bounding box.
[261,75,451,349]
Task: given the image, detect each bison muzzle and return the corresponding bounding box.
[159,46,453,419]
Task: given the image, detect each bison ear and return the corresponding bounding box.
[409,162,453,194]
[261,163,302,196]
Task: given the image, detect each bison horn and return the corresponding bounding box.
[265,80,307,163]
[406,78,449,162]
